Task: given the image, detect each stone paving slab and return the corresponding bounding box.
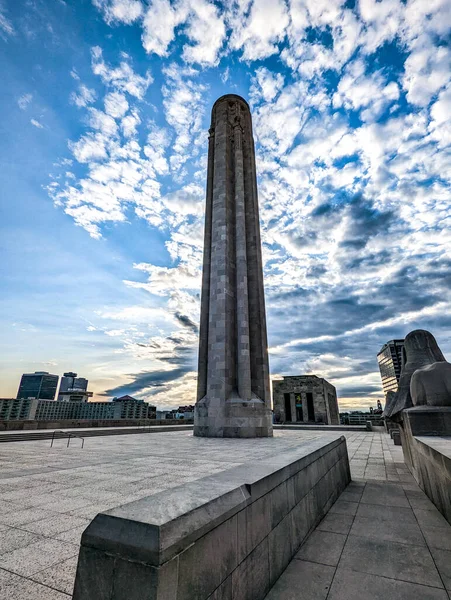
[265,560,335,600]
[295,531,346,567]
[327,568,448,600]
[339,535,443,588]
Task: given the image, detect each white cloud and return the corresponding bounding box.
[229,0,289,61]
[121,109,141,137]
[250,68,284,103]
[70,84,96,108]
[104,91,129,118]
[18,94,32,110]
[87,108,118,136]
[142,0,181,56]
[181,0,226,66]
[92,0,143,24]
[31,118,44,128]
[0,2,14,39]
[428,83,451,148]
[403,43,451,107]
[126,261,201,295]
[100,306,171,322]
[430,83,451,127]
[358,0,403,54]
[161,62,207,171]
[333,60,400,122]
[68,132,108,162]
[91,46,153,99]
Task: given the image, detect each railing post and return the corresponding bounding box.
[67,435,70,448]
[51,431,55,447]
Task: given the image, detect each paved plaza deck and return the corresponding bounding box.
[267,476,451,599]
[0,429,447,599]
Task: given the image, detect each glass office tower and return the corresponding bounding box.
[377,340,405,395]
[17,371,59,400]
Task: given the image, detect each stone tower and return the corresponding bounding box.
[194,94,273,438]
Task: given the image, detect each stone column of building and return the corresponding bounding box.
[194,94,273,438]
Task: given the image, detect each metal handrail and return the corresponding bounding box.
[50,430,85,449]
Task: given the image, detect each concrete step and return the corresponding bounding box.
[0,425,193,443]
[274,424,367,432]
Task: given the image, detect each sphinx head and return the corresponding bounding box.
[403,329,445,369]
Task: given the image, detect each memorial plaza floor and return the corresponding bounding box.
[0,429,449,599]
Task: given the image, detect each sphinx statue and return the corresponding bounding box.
[384,329,448,419]
[411,362,451,407]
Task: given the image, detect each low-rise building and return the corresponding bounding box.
[58,390,94,403]
[0,398,39,420]
[272,375,340,425]
[157,405,195,420]
[340,411,384,426]
[1,396,156,422]
[112,396,156,420]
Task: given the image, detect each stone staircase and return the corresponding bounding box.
[0,424,193,443]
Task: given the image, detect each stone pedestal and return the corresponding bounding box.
[194,95,272,438]
[403,406,451,438]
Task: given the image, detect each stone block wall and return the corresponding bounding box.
[72,436,350,600]
[402,407,451,525]
[272,375,340,425]
[409,436,451,525]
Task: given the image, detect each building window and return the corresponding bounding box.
[284,393,292,422]
[306,392,315,422]
[295,394,303,422]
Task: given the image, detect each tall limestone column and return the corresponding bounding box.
[194,94,273,438]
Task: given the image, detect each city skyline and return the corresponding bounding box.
[1,0,451,411]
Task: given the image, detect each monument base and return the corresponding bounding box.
[72,435,349,600]
[194,397,273,438]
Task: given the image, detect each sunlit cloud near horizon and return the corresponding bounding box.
[1,0,451,411]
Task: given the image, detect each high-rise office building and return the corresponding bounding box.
[377,339,405,395]
[17,371,59,400]
[58,372,89,402]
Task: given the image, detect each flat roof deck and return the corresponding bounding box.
[0,430,403,599]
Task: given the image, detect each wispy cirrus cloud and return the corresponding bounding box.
[18,93,32,110]
[0,1,14,39]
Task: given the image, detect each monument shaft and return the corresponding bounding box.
[194,95,273,438]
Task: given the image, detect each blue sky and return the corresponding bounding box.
[1,0,450,410]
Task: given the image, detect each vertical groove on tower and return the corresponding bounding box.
[197,127,215,401]
[233,111,252,401]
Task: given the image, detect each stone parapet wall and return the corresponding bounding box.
[411,436,451,525]
[401,407,451,524]
[72,435,350,600]
[0,418,191,431]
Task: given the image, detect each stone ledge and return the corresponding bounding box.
[73,435,350,600]
[80,435,345,566]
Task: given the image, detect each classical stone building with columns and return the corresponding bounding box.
[272,375,340,425]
